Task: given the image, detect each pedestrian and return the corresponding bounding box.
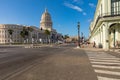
[93,41,96,48]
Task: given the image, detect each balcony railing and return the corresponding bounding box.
[92,11,120,33]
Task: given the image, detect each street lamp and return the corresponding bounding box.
[77,22,80,48]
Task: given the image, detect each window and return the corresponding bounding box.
[111,0,120,15]
[101,4,102,16]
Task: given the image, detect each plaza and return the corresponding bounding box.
[0,0,120,80]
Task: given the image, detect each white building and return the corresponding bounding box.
[0,24,24,44]
[0,9,62,44]
[0,24,42,44]
[89,0,120,50]
[40,8,52,31]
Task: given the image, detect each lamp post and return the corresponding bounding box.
[77,22,80,48]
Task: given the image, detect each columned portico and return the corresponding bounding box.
[89,0,120,50]
[109,23,120,48]
[103,24,109,50]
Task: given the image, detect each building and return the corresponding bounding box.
[40,8,52,31]
[89,0,120,50]
[0,24,24,44]
[40,9,63,42]
[0,9,62,44]
[0,24,42,44]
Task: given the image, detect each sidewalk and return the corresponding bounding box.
[78,44,120,58]
[81,44,120,53]
[109,48,120,53]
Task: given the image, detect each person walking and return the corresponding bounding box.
[93,41,96,48]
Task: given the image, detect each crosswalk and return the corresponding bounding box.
[86,51,120,80]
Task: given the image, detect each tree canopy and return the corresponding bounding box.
[8,29,14,35]
[44,29,50,35]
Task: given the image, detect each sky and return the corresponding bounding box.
[0,0,98,38]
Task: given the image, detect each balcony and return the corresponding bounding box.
[92,11,120,33]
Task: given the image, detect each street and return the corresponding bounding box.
[0,44,119,80]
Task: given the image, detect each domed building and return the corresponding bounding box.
[0,8,63,44]
[40,9,52,31]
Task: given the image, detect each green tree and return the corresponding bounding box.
[64,34,69,39]
[27,27,33,32]
[20,27,29,43]
[44,29,51,43]
[27,27,33,43]
[8,29,14,44]
[20,31,25,43]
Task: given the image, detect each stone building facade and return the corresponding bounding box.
[0,9,62,44]
[89,0,120,50]
[0,24,24,44]
[40,9,52,31]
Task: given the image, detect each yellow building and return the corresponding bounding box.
[89,0,120,50]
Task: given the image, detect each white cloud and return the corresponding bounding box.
[73,0,78,2]
[64,2,87,16]
[89,3,96,8]
[64,2,83,12]
[88,19,92,22]
[73,0,84,4]
[83,12,87,15]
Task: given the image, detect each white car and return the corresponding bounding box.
[57,40,63,44]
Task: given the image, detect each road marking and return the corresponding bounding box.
[88,56,116,58]
[95,69,120,76]
[91,61,120,65]
[97,76,120,80]
[89,57,120,60]
[86,51,120,80]
[92,65,120,69]
[1,58,40,80]
[90,59,120,63]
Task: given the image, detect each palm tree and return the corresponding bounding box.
[20,31,26,43]
[44,29,51,43]
[64,34,69,39]
[20,27,29,43]
[8,29,14,44]
[27,27,33,43]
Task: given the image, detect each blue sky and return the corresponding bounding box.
[0,0,97,38]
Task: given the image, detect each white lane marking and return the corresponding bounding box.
[95,69,120,76]
[87,51,120,80]
[88,55,118,58]
[89,57,120,60]
[92,65,120,69]
[90,59,120,63]
[88,56,116,58]
[97,76,120,80]
[91,62,120,65]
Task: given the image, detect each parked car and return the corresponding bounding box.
[57,40,64,44]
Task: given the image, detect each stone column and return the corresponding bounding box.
[111,30,114,47]
[103,24,109,50]
[116,26,119,41]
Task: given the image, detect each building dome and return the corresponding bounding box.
[40,9,52,31]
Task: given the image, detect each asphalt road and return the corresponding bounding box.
[0,45,98,80]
